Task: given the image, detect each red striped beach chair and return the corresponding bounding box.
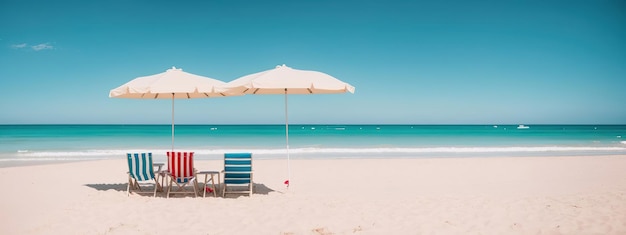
[127,153,161,197]
[166,152,199,198]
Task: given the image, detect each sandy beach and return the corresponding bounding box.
[1,155,625,234]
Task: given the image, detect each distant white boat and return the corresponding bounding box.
[517,125,530,129]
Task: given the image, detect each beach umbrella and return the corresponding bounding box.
[109,67,233,151]
[224,64,355,187]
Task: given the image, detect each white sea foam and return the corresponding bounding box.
[8,146,626,159]
[0,158,105,162]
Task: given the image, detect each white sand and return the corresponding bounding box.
[1,155,626,234]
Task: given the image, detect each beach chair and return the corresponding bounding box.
[166,152,199,198]
[222,153,253,197]
[127,153,161,197]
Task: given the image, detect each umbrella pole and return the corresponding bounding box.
[171,93,175,153]
[285,89,291,188]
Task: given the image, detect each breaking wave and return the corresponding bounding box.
[3,146,625,162]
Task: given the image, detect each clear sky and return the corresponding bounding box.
[1,0,625,124]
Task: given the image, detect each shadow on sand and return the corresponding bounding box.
[85,183,127,192]
[84,182,276,198]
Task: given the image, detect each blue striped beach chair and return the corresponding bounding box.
[222,153,253,197]
[127,153,161,197]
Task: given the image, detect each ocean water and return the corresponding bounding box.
[1,125,625,165]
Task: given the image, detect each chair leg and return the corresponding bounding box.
[167,178,173,198]
[160,173,166,192]
[127,178,131,197]
[153,179,158,197]
[154,174,162,192]
[217,174,221,196]
[249,174,254,196]
[211,175,217,197]
[203,174,208,198]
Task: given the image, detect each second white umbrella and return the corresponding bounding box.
[224,64,355,187]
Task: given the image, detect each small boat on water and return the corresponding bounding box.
[517,125,530,129]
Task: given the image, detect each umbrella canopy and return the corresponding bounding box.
[224,64,355,187]
[109,67,230,99]
[109,67,232,151]
[226,64,355,95]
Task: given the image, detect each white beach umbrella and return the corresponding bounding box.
[224,64,355,187]
[109,67,233,151]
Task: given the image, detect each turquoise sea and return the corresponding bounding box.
[1,125,625,166]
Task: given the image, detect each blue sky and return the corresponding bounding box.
[1,0,624,124]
